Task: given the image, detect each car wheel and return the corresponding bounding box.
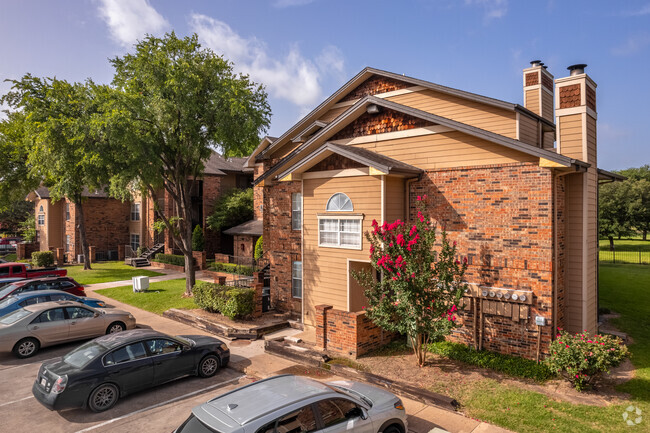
[198,354,220,378]
[382,425,402,433]
[88,383,119,412]
[106,321,126,334]
[12,338,40,359]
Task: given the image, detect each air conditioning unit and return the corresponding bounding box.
[132,276,149,293]
[77,254,84,263]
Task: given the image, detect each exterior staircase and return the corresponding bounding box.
[126,243,165,267]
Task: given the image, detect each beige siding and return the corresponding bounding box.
[518,115,538,146]
[541,90,554,121]
[385,176,405,223]
[48,201,64,249]
[585,115,598,333]
[348,260,371,312]
[559,114,583,160]
[273,141,302,160]
[318,106,349,123]
[302,176,381,325]
[353,131,537,170]
[386,89,517,139]
[525,89,540,116]
[36,199,48,250]
[543,131,556,150]
[564,173,584,333]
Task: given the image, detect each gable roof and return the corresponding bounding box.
[205,152,253,175]
[250,67,555,167]
[223,219,263,236]
[254,95,588,186]
[31,186,110,200]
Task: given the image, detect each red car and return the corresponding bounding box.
[0,262,67,280]
[0,277,85,301]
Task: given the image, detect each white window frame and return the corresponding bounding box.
[131,203,141,221]
[130,233,140,251]
[317,215,363,250]
[65,203,70,221]
[292,261,302,299]
[326,192,353,212]
[291,193,302,230]
[37,213,45,226]
[64,235,71,253]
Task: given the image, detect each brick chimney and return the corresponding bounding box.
[555,64,598,335]
[523,60,555,122]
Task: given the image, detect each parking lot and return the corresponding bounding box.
[0,340,254,433]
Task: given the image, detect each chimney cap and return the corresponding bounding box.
[530,60,543,67]
[567,64,587,76]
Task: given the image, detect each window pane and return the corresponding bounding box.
[317,399,359,428]
[275,406,317,433]
[292,261,302,298]
[37,308,65,323]
[66,307,94,319]
[319,231,338,245]
[339,219,360,232]
[146,339,182,355]
[340,233,360,247]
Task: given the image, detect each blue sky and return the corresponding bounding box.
[1,0,649,170]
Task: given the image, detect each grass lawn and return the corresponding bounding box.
[96,278,196,315]
[64,261,163,285]
[1,253,17,261]
[458,263,650,432]
[599,237,650,251]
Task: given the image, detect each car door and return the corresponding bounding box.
[65,306,105,339]
[27,308,69,345]
[145,338,195,385]
[313,398,374,433]
[103,342,154,394]
[258,404,319,433]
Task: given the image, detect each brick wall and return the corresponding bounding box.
[264,172,302,315]
[203,175,222,257]
[233,235,256,258]
[254,164,264,221]
[76,198,131,260]
[412,162,556,359]
[315,304,397,358]
[555,175,566,330]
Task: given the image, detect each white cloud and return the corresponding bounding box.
[273,0,315,7]
[97,0,170,47]
[612,32,650,56]
[465,0,508,21]
[189,14,344,108]
[622,4,650,16]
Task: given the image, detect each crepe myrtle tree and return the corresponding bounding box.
[353,196,467,367]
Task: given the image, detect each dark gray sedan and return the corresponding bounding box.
[32,329,230,412]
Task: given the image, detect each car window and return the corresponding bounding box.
[0,297,14,308]
[176,415,221,433]
[0,308,31,324]
[19,295,49,307]
[64,341,107,368]
[51,293,74,302]
[65,307,94,319]
[59,281,74,289]
[0,268,9,276]
[316,398,359,428]
[0,284,19,298]
[260,406,318,433]
[33,308,66,323]
[12,266,22,274]
[146,339,182,355]
[105,342,148,365]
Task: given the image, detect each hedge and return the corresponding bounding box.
[154,253,195,267]
[32,251,54,267]
[209,262,254,276]
[193,281,255,319]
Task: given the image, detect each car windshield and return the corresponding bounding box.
[328,385,373,407]
[0,296,17,308]
[0,308,31,324]
[175,336,192,346]
[177,415,221,433]
[0,284,19,298]
[63,341,109,368]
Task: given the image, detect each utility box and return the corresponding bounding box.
[132,276,150,293]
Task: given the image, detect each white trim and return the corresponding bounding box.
[542,85,553,96]
[301,180,304,324]
[381,175,386,224]
[515,112,520,140]
[330,85,427,109]
[330,125,454,145]
[524,84,541,91]
[556,106,597,120]
[302,168,370,179]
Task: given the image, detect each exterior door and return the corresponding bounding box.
[104,342,154,394]
[65,306,105,339]
[314,398,373,433]
[28,308,69,345]
[145,338,194,384]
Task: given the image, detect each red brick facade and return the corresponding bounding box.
[202,175,222,257]
[253,164,264,221]
[586,85,596,111]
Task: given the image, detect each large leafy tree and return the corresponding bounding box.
[354,198,467,367]
[206,188,253,232]
[1,76,113,269]
[599,180,632,250]
[108,33,270,295]
[619,166,650,241]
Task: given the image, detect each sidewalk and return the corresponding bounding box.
[84,268,214,291]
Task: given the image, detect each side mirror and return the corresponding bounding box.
[345,407,366,420]
[94,312,100,318]
[182,345,191,351]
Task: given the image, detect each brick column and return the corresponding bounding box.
[118,245,125,261]
[192,251,206,270]
[254,280,264,317]
[214,276,226,285]
[55,248,64,266]
[315,305,333,349]
[16,243,26,260]
[89,246,96,263]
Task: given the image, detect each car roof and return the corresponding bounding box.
[13,276,74,286]
[92,329,168,349]
[22,300,90,313]
[199,375,335,426]
[6,290,78,301]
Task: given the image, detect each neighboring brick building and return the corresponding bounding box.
[247,63,621,360]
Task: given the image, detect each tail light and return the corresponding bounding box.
[52,375,68,394]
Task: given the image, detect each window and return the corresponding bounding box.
[65,235,71,253]
[37,213,45,226]
[316,398,360,428]
[326,193,353,212]
[12,266,22,274]
[65,307,94,319]
[105,342,148,365]
[260,406,318,433]
[130,234,140,251]
[50,293,75,302]
[19,296,49,307]
[146,339,182,355]
[65,203,70,221]
[318,217,362,249]
[292,193,302,230]
[131,203,141,221]
[33,308,65,323]
[292,261,302,298]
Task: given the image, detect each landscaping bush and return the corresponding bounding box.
[154,253,192,267]
[429,341,555,382]
[210,262,253,276]
[192,225,204,251]
[546,329,629,391]
[31,251,54,268]
[192,281,255,319]
[254,236,263,259]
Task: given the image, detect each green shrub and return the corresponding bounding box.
[254,236,263,260]
[210,262,253,276]
[31,251,55,267]
[546,329,629,391]
[192,281,255,319]
[154,253,193,267]
[192,225,204,251]
[429,341,555,382]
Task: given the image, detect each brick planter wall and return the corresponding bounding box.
[192,251,206,270]
[16,242,40,260]
[149,261,185,272]
[315,304,397,359]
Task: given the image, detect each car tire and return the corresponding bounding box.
[12,338,40,359]
[382,425,402,433]
[198,354,220,378]
[106,321,126,334]
[88,383,119,412]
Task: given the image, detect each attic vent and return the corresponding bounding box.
[227,404,238,411]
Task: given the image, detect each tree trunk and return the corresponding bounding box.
[74,198,92,270]
[178,183,196,297]
[410,333,429,367]
[643,230,647,241]
[608,236,614,251]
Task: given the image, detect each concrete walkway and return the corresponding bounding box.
[85,268,214,291]
[83,272,513,433]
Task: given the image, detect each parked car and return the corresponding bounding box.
[0,277,25,288]
[174,374,407,433]
[0,290,106,317]
[0,262,67,280]
[0,276,85,301]
[0,237,21,252]
[0,300,135,358]
[32,329,230,412]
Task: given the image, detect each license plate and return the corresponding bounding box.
[40,377,47,387]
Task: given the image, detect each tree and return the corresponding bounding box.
[1,76,114,270]
[206,188,254,232]
[192,225,204,252]
[619,166,650,241]
[598,181,632,250]
[0,200,33,234]
[254,236,263,260]
[108,33,270,295]
[353,198,467,367]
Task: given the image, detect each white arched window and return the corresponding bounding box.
[326,193,353,212]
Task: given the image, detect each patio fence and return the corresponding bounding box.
[599,250,650,264]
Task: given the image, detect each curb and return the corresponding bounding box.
[265,339,460,412]
[163,308,290,340]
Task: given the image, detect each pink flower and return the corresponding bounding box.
[396,234,405,246]
[392,276,398,281]
[369,245,375,254]
[371,219,378,227]
[394,301,400,306]
[411,273,415,278]
[417,195,422,201]
[409,225,417,237]
[565,345,569,348]
[361,306,366,310]
[453,241,457,247]
[575,374,579,379]
[417,211,425,222]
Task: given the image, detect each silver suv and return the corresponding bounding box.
[175,374,407,433]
